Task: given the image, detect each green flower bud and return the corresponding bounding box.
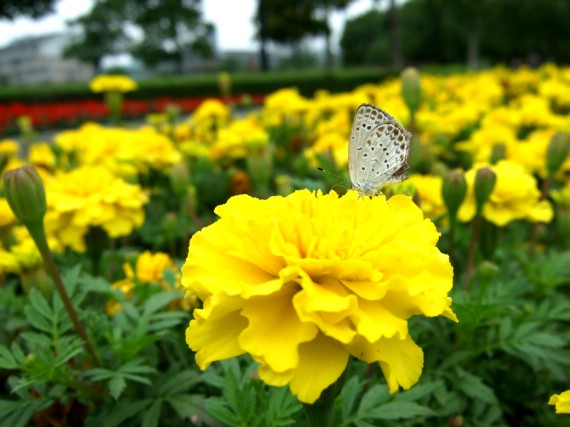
[474,167,496,214]
[275,174,293,196]
[442,169,467,220]
[546,132,570,178]
[401,67,422,114]
[169,163,190,197]
[490,142,506,164]
[3,165,47,226]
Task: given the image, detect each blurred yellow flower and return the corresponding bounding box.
[458,161,553,226]
[44,166,148,252]
[0,227,61,274]
[0,139,19,157]
[55,123,181,175]
[549,390,570,414]
[108,251,190,315]
[28,142,56,170]
[408,174,445,219]
[90,74,137,93]
[182,189,456,404]
[210,116,269,161]
[0,198,17,229]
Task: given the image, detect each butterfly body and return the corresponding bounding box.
[348,104,411,196]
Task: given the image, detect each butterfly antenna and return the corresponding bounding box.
[317,168,349,193]
[317,167,344,181]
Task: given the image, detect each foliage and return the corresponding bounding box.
[341,0,570,66]
[64,0,132,70]
[0,0,55,19]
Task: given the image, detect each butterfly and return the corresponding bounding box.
[348,103,411,197]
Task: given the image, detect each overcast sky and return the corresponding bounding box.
[0,0,376,51]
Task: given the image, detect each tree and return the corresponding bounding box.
[255,0,328,71]
[64,0,131,71]
[340,9,389,66]
[0,0,56,19]
[314,0,355,69]
[124,0,214,74]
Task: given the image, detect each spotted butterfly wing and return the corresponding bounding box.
[348,104,411,196]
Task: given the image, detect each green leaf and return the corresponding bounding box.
[109,375,127,400]
[357,384,390,414]
[0,398,53,427]
[456,369,497,404]
[167,394,204,419]
[339,375,361,419]
[141,400,162,427]
[143,291,182,315]
[365,401,436,420]
[28,288,52,320]
[0,344,21,370]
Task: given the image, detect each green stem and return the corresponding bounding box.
[27,221,101,367]
[464,213,482,290]
[302,372,346,427]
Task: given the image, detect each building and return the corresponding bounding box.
[0,33,93,86]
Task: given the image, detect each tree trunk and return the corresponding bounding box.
[388,0,403,68]
[467,15,479,70]
[258,0,270,71]
[323,4,333,69]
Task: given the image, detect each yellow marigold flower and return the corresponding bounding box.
[305,132,349,169]
[192,99,230,126]
[0,139,19,156]
[108,251,188,314]
[458,161,553,226]
[28,142,56,170]
[182,189,456,404]
[210,117,269,161]
[0,198,17,229]
[549,390,570,414]
[44,166,148,252]
[408,174,445,220]
[0,226,61,274]
[90,74,137,93]
[54,124,181,175]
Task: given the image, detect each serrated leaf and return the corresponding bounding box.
[167,394,204,418]
[23,305,52,334]
[109,375,127,400]
[28,289,53,320]
[20,332,52,348]
[339,376,361,419]
[143,292,181,315]
[0,345,20,370]
[358,384,390,414]
[365,401,435,420]
[395,380,444,402]
[456,369,497,404]
[0,398,53,427]
[141,400,162,427]
[205,397,239,425]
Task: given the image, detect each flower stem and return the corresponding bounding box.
[302,373,345,427]
[464,213,482,290]
[528,177,550,254]
[27,221,101,367]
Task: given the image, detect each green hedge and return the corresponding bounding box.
[0,68,399,104]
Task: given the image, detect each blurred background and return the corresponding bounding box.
[0,0,569,86]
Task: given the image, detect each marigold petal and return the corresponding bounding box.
[289,333,349,404]
[240,283,318,373]
[348,335,423,393]
[186,295,247,370]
